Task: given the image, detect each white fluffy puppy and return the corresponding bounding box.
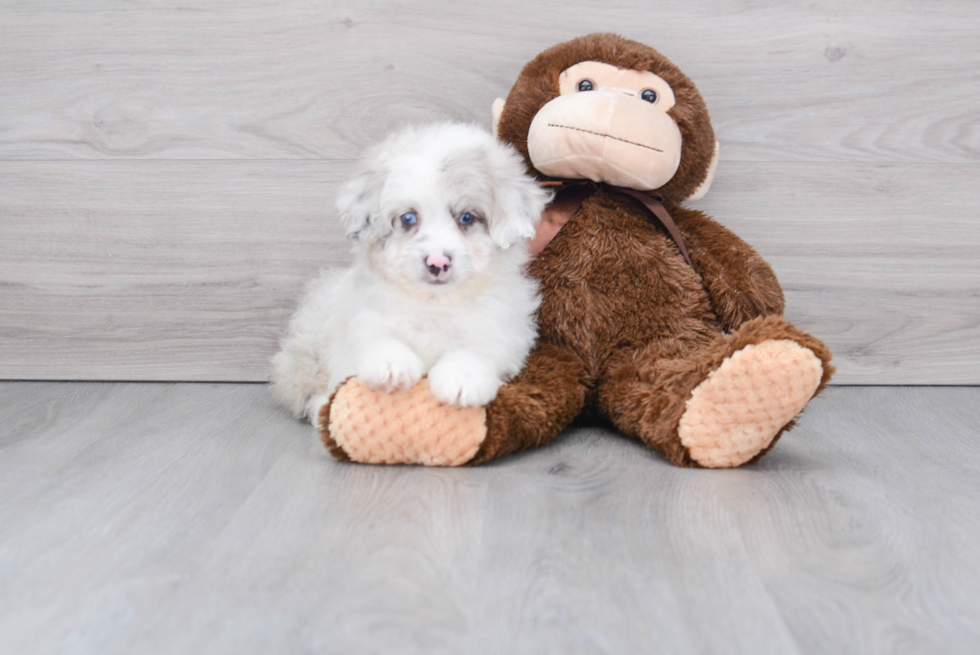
[271,122,551,423]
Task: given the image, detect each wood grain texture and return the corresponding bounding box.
[692,162,980,385]
[2,160,977,383]
[0,161,344,381]
[0,382,978,654]
[1,0,978,383]
[0,1,977,163]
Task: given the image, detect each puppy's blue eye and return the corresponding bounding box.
[640,89,658,103]
[577,79,594,92]
[459,212,475,226]
[400,211,417,226]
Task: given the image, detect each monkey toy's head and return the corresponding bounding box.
[492,33,719,204]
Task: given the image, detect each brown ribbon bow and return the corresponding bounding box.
[529,180,694,269]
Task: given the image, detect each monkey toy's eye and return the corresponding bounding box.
[400,211,417,226]
[577,79,595,92]
[458,212,476,226]
[640,89,658,103]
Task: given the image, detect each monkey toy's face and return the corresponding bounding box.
[493,34,720,202]
[528,61,682,191]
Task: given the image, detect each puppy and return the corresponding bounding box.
[271,122,551,424]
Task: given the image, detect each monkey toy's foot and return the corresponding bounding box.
[318,378,487,466]
[318,343,590,467]
[677,339,824,468]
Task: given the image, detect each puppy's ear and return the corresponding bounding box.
[487,143,552,249]
[335,163,389,245]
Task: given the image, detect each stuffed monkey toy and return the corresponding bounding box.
[320,33,834,468]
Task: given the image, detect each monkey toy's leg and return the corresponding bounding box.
[597,316,834,468]
[318,342,590,466]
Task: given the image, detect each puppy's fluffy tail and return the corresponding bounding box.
[270,341,322,421]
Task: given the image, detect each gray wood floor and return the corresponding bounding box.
[1,383,978,654]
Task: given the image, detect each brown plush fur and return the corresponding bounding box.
[319,383,352,462]
[471,342,590,465]
[469,34,834,466]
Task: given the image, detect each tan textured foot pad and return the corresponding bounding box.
[678,339,823,468]
[323,378,487,466]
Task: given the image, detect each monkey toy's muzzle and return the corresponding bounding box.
[527,91,683,191]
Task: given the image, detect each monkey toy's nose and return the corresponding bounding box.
[425,252,452,275]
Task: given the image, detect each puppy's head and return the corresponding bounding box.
[336,123,550,289]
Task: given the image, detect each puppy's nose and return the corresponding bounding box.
[425,252,452,275]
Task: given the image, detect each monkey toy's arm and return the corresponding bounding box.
[673,206,785,331]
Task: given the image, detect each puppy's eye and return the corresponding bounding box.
[577,79,594,92]
[458,212,476,226]
[400,211,417,227]
[640,89,658,103]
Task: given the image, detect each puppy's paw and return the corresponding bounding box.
[357,341,424,393]
[428,352,502,407]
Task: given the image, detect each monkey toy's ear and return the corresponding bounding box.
[685,141,720,202]
[491,98,506,139]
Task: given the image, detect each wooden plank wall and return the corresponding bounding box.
[1,1,978,384]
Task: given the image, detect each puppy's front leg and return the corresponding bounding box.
[356,338,424,393]
[428,351,502,407]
